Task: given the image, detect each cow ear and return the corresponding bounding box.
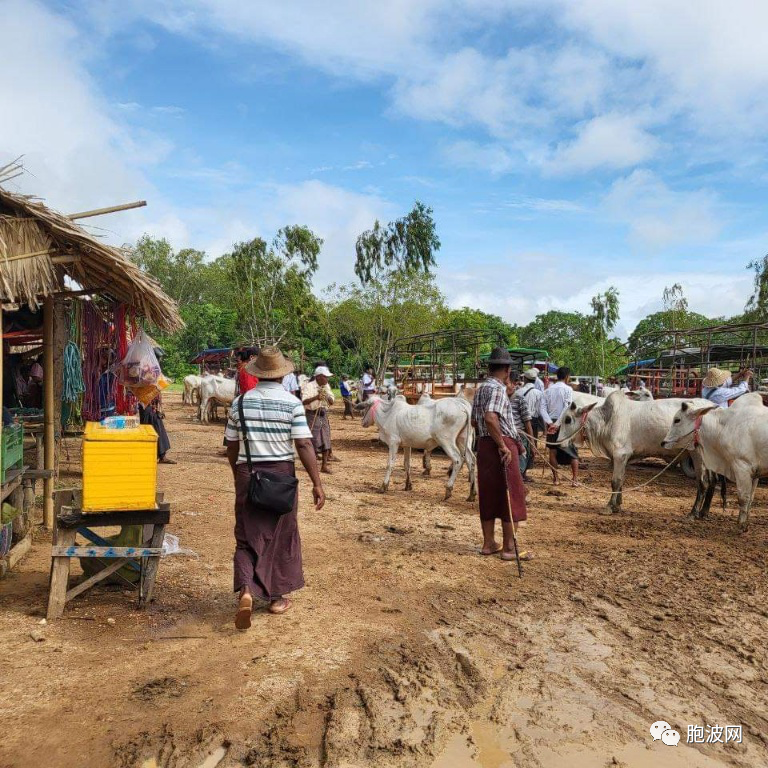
[584,402,598,414]
[569,402,578,411]
[681,402,689,411]
[691,404,718,419]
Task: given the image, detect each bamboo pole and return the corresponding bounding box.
[43,296,54,529]
[0,309,3,481]
[67,201,146,220]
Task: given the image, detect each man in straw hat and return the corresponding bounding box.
[225,346,325,628]
[302,365,336,474]
[701,367,752,408]
[471,347,532,561]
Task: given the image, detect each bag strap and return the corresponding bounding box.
[237,395,254,473]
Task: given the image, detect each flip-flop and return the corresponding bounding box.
[235,595,253,630]
[478,547,503,556]
[501,550,534,561]
[269,598,292,615]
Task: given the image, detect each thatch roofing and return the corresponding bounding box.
[0,162,183,332]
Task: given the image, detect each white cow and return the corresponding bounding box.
[199,375,236,424]
[182,374,202,405]
[661,393,766,531]
[557,391,712,515]
[359,394,476,501]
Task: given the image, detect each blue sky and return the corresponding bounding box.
[3,0,768,337]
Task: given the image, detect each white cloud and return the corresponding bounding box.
[548,114,659,173]
[604,170,721,249]
[439,253,750,340]
[0,0,156,213]
[443,140,516,175]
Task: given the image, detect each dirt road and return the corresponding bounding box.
[1,393,766,767]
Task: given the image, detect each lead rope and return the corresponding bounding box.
[528,426,696,498]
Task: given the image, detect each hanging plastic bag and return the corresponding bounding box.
[116,329,169,404]
[116,329,162,387]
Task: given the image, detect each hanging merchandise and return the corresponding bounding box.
[116,328,169,405]
[114,304,137,416]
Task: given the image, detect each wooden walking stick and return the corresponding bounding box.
[501,449,523,578]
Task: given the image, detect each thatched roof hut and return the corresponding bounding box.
[0,162,182,331]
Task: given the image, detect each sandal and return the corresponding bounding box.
[235,592,253,630]
[501,550,534,561]
[269,598,292,615]
[571,480,582,488]
[478,546,503,556]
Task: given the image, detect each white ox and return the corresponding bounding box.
[359,394,476,501]
[182,374,202,405]
[556,391,711,515]
[662,393,766,531]
[199,375,236,424]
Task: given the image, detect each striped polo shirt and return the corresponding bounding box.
[225,381,312,464]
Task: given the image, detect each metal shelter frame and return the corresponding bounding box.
[388,329,508,402]
[628,320,768,398]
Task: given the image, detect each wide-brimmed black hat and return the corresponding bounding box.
[487,347,514,365]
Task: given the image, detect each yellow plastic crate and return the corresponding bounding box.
[81,422,158,512]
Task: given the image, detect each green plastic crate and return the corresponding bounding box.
[1,423,24,484]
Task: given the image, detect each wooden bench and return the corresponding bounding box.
[46,490,170,620]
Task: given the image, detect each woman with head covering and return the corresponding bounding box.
[701,367,752,407]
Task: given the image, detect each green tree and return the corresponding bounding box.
[327,271,446,381]
[627,284,711,357]
[518,308,626,376]
[130,235,216,306]
[154,303,238,379]
[744,254,768,321]
[354,201,440,284]
[223,225,323,345]
[589,286,620,377]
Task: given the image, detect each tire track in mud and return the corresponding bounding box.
[11,398,765,768]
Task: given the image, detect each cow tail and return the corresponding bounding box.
[461,408,475,463]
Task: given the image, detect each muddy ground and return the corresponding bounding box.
[1,393,767,768]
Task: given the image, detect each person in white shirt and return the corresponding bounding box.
[361,367,376,400]
[302,366,336,473]
[701,367,752,408]
[519,368,544,439]
[540,366,579,487]
[281,372,300,397]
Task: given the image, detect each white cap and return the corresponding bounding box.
[314,365,334,377]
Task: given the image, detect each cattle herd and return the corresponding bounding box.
[183,372,764,532]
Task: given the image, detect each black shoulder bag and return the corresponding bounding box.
[238,396,299,516]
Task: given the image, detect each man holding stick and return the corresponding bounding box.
[471,348,532,562]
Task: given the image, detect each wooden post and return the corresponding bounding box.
[43,296,55,529]
[0,308,3,473]
[52,298,68,476]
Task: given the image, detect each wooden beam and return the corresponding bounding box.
[51,255,80,265]
[67,200,147,220]
[7,533,32,571]
[0,249,55,264]
[43,297,54,529]
[51,546,163,557]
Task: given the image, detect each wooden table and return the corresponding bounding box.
[46,490,171,620]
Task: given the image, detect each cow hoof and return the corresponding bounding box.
[405,483,413,491]
[422,469,431,477]
[467,493,476,503]
[379,484,388,494]
[443,489,453,501]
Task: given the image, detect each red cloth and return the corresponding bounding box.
[477,436,528,523]
[238,368,259,394]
